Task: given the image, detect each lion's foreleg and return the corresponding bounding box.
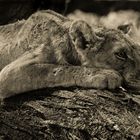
[0,61,104,100]
[0,64,123,101]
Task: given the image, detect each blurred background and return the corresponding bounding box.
[0,0,140,25]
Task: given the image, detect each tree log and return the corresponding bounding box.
[0,88,140,140]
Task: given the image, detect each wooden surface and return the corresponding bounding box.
[0,88,140,140]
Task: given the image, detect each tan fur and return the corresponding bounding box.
[0,10,139,100]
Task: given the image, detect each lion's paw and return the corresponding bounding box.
[87,69,122,89]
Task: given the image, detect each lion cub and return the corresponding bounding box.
[0,10,139,100]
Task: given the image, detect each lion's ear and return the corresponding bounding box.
[117,23,133,34]
[69,20,98,49]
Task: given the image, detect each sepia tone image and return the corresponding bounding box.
[0,0,140,139]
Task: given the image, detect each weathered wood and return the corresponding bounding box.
[0,88,140,140]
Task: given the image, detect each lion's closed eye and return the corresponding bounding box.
[114,50,128,61]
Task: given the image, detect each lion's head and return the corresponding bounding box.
[94,29,140,90]
[70,20,140,90]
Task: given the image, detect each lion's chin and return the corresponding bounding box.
[124,79,140,91]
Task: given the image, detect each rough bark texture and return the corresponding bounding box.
[0,88,140,140]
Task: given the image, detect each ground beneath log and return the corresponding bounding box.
[0,88,140,140]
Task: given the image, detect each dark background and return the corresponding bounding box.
[0,0,140,25]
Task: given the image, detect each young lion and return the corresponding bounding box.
[0,10,139,100]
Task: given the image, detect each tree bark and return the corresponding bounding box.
[0,88,140,140]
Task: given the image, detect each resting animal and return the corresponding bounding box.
[0,10,140,100]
